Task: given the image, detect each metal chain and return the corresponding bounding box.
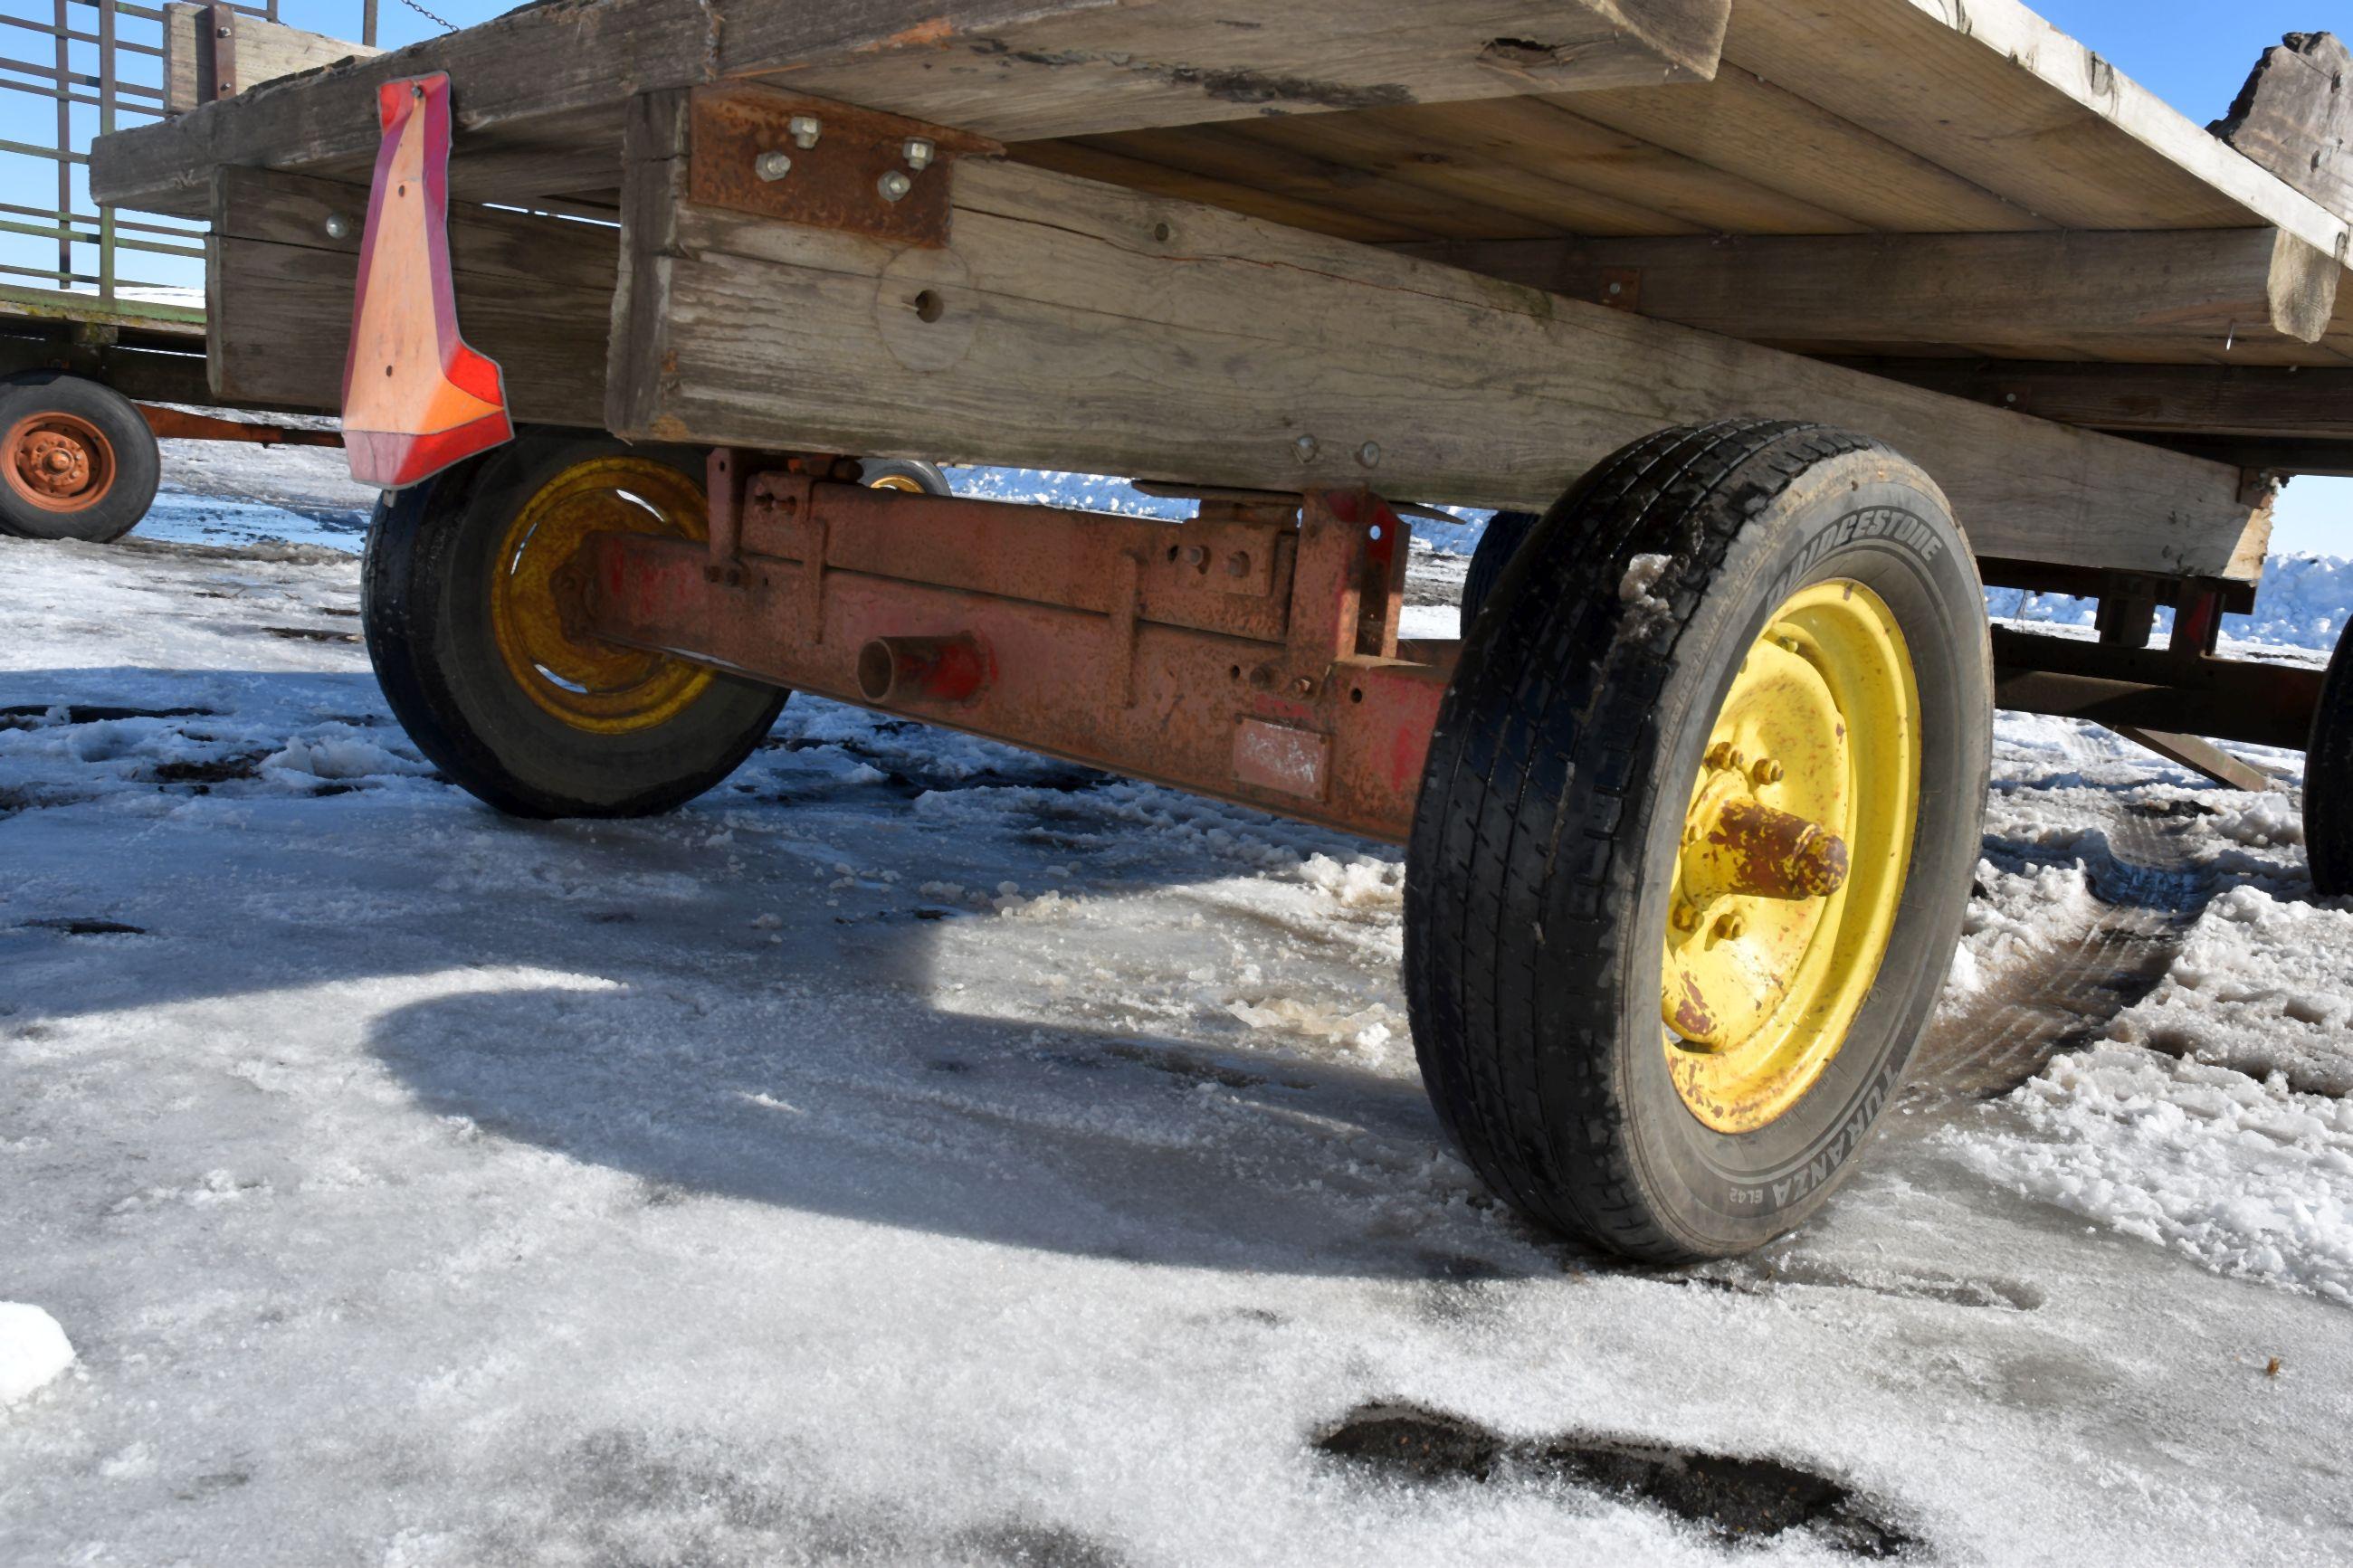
[394,0,461,33]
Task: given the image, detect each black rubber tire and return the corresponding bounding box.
[1460,509,1540,628]
[0,371,161,543]
[2305,630,2353,895]
[859,457,952,496]
[362,433,789,819]
[1404,419,1992,1262]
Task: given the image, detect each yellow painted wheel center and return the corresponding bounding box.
[1661,580,1920,1134]
[489,456,715,734]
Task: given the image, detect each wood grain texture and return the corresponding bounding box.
[2214,33,2351,222]
[1394,228,2346,362]
[162,4,380,118]
[1827,358,2353,441]
[609,140,2265,581]
[206,166,614,424]
[99,0,1729,214]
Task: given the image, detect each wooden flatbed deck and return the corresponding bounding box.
[84,1,2353,583]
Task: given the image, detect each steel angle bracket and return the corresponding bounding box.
[340,72,512,489]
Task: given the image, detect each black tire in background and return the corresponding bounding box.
[2305,629,2353,895]
[0,371,160,543]
[363,433,788,819]
[1459,508,1539,628]
[1405,420,1993,1262]
[859,457,953,496]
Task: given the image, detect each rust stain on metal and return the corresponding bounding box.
[1700,798,1850,901]
[1672,974,1716,1041]
[1234,718,1329,801]
[688,83,1001,249]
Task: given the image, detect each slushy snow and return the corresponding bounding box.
[5,461,2353,1563]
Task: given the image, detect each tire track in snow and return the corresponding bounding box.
[1904,725,2217,1107]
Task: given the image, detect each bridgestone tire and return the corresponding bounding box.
[0,372,160,543]
[2305,630,2353,895]
[1405,420,1992,1261]
[362,434,788,819]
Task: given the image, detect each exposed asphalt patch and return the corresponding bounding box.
[0,704,215,730]
[23,917,147,936]
[1315,1402,1915,1557]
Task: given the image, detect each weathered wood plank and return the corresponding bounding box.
[206,166,614,424]
[730,1,1732,142]
[609,107,2267,583]
[1392,229,2345,359]
[162,4,380,118]
[1824,359,2353,442]
[2214,33,2352,223]
[97,0,1729,216]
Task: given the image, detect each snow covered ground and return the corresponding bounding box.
[5,467,2353,1565]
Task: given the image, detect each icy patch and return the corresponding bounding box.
[1619,552,1673,606]
[1950,1044,2353,1305]
[0,1303,76,1405]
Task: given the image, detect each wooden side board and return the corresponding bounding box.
[162,5,380,117]
[609,90,2267,583]
[205,166,614,424]
[1392,229,2347,365]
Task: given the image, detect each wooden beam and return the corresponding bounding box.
[94,0,1730,216]
[2214,33,2352,222]
[1824,359,2353,440]
[205,166,614,425]
[1392,230,2345,358]
[162,4,379,117]
[607,88,2268,583]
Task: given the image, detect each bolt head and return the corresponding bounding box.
[1292,434,1319,463]
[878,171,913,202]
[902,137,937,170]
[755,150,793,182]
[323,212,352,240]
[1671,905,1700,933]
[1713,912,1747,941]
[1181,544,1207,567]
[1224,551,1251,577]
[787,115,823,149]
[1355,441,1382,469]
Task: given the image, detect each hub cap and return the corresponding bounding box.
[4,412,116,514]
[1661,580,1920,1134]
[489,457,715,734]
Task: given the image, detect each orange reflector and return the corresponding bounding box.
[340,72,511,489]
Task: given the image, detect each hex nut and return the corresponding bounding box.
[754,150,793,182]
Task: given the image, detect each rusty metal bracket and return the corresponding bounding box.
[688,85,1001,248]
[203,5,237,104]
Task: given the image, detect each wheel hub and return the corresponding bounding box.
[1661,580,1921,1134]
[5,413,115,512]
[488,456,717,734]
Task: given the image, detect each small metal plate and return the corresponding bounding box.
[688,84,1000,249]
[1234,717,1329,801]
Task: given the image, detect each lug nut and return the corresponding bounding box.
[755,150,793,182]
[1672,905,1701,934]
[1713,912,1747,941]
[787,115,823,149]
[1705,741,1736,770]
[1750,757,1784,786]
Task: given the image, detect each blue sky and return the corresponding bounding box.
[3,0,2347,547]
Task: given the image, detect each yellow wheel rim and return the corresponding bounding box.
[488,456,716,735]
[1660,580,1920,1134]
[867,472,926,493]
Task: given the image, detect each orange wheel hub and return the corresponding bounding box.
[4,412,117,514]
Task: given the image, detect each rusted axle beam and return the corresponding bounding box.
[1990,626,2322,751]
[578,472,1448,842]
